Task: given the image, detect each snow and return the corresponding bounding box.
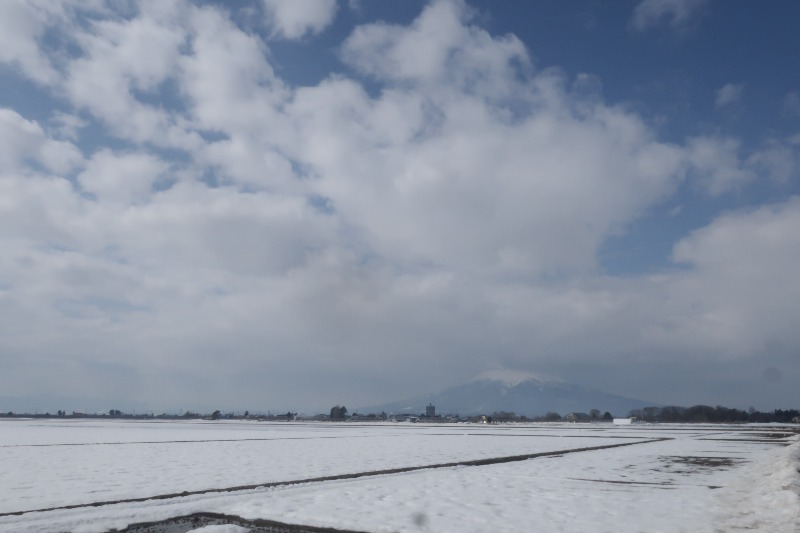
[472,368,559,387]
[0,420,632,513]
[0,420,797,532]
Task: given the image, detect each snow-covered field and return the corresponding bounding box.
[0,419,797,532]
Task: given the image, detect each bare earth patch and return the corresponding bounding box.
[657,455,743,474]
[117,511,365,533]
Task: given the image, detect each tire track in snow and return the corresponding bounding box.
[0,437,671,518]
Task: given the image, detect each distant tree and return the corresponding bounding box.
[602,411,613,421]
[686,405,714,422]
[330,406,348,420]
[773,409,800,423]
[659,406,684,422]
[210,410,222,420]
[492,411,516,422]
[590,409,601,420]
[244,410,249,418]
[642,406,660,422]
[544,412,562,422]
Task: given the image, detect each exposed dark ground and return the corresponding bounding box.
[117,511,364,533]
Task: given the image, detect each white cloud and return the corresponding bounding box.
[113,182,337,277]
[304,0,687,277]
[62,2,196,148]
[667,198,800,357]
[684,136,800,194]
[745,140,799,185]
[179,5,289,137]
[341,0,528,97]
[0,108,83,174]
[784,91,800,117]
[262,0,338,40]
[285,75,686,276]
[0,1,61,84]
[0,164,86,258]
[715,83,744,108]
[684,136,754,194]
[483,199,800,402]
[77,150,168,204]
[47,112,87,141]
[630,0,710,32]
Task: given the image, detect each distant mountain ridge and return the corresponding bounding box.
[361,370,658,418]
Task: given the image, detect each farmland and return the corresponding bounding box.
[1,419,798,532]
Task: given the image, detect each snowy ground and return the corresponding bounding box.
[0,419,797,532]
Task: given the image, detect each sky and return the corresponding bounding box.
[1,0,799,414]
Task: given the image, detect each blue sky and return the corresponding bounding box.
[1,0,799,414]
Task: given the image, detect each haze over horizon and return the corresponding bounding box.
[1,0,799,415]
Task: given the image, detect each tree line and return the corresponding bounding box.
[3,404,798,424]
[628,405,800,424]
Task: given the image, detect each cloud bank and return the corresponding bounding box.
[0,0,798,413]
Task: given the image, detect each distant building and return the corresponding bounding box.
[426,403,435,418]
[565,412,591,422]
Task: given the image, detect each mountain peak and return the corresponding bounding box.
[361,369,657,417]
[472,369,562,388]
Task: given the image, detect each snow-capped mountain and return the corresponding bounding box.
[361,370,658,418]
